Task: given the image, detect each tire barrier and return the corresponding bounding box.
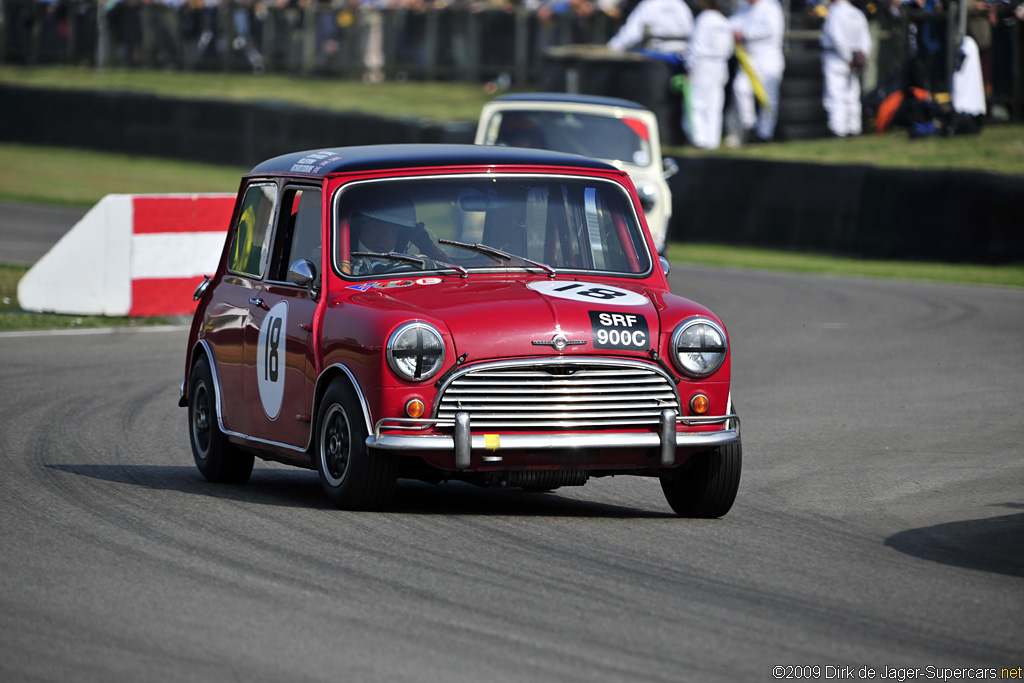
[18,194,234,317]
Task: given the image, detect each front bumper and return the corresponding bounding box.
[366,410,740,469]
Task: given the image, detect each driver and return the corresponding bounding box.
[349,187,444,275]
[355,213,403,255]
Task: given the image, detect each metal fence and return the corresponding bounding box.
[0,0,621,82]
[1,0,1021,120]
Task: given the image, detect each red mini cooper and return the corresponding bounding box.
[181,144,741,516]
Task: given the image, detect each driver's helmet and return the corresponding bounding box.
[350,185,418,253]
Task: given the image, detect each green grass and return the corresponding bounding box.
[0,263,171,331]
[4,65,1024,175]
[0,65,494,122]
[669,243,1024,288]
[0,143,246,207]
[666,125,1024,176]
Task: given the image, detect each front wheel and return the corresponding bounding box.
[188,356,254,484]
[315,381,397,510]
[660,442,742,518]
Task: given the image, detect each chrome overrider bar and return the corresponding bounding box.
[367,411,740,469]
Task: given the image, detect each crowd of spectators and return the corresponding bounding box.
[3,0,1021,139]
[3,0,628,73]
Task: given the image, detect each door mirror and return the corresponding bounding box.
[287,259,319,300]
[662,157,679,180]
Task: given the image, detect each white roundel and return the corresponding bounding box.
[256,300,288,420]
[527,281,648,306]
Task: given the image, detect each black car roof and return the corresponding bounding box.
[490,92,649,111]
[249,143,618,177]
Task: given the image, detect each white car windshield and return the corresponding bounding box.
[335,175,651,278]
[485,111,653,168]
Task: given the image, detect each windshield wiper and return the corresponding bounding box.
[438,239,557,278]
[351,251,469,278]
[433,260,469,278]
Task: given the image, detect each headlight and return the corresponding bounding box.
[670,318,727,378]
[386,322,446,381]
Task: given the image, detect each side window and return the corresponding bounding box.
[228,183,278,278]
[269,187,322,282]
[591,186,647,273]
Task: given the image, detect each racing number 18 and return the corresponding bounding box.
[264,316,283,382]
[554,283,627,301]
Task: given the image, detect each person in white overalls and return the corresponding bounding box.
[728,0,785,143]
[820,0,872,137]
[683,0,735,149]
[606,0,695,58]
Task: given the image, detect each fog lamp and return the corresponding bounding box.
[405,398,426,419]
[689,394,710,415]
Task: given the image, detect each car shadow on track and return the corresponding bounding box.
[884,504,1024,578]
[47,464,676,518]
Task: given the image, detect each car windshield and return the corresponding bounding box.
[334,175,651,278]
[484,110,653,168]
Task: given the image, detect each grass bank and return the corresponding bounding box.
[0,65,493,123]
[669,243,1024,288]
[667,125,1024,176]
[3,66,1023,175]
[0,143,245,207]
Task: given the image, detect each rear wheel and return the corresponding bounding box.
[188,356,254,484]
[660,442,741,518]
[315,381,397,510]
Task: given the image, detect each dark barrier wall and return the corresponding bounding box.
[4,85,1021,263]
[0,85,475,168]
[672,158,1024,264]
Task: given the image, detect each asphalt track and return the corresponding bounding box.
[1,205,1022,682]
[0,201,87,265]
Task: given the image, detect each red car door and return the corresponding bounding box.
[242,186,323,451]
[204,181,279,437]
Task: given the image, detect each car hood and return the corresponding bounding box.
[351,276,667,360]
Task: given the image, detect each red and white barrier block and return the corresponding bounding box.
[18,194,234,317]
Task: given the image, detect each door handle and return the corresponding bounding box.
[248,297,265,309]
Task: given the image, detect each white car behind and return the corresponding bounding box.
[475,93,678,254]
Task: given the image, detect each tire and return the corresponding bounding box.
[660,442,742,518]
[315,381,397,511]
[777,96,828,125]
[783,52,823,79]
[188,356,254,484]
[781,77,824,99]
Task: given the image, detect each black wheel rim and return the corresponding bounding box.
[321,405,351,487]
[192,380,212,459]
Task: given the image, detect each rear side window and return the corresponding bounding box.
[227,183,278,278]
[268,187,322,282]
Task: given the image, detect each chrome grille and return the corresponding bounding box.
[435,360,679,430]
